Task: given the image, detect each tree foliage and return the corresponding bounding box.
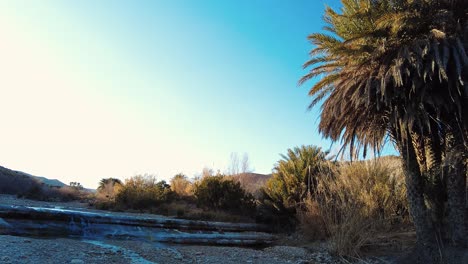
[258,145,331,230]
[170,173,193,197]
[97,178,123,202]
[115,174,173,209]
[301,0,468,255]
[194,174,255,214]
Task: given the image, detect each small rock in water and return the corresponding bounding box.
[70,259,84,264]
[23,239,32,243]
[195,252,203,256]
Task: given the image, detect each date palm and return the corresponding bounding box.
[98,178,122,191]
[301,0,467,259]
[260,145,331,228]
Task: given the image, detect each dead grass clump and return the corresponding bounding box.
[300,158,409,258]
[296,198,327,240]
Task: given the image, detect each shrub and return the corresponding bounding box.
[170,173,193,197]
[115,174,174,210]
[306,158,409,257]
[21,185,84,202]
[193,174,255,215]
[295,199,327,240]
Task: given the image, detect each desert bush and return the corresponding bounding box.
[193,174,255,215]
[305,158,409,257]
[54,186,86,201]
[115,174,174,210]
[170,173,193,197]
[21,185,84,202]
[295,198,327,240]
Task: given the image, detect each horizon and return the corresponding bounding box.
[0,0,396,189]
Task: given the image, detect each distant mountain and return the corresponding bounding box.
[230,172,272,196]
[29,175,66,187]
[0,165,66,195]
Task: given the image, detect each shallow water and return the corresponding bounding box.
[0,204,274,246]
[83,239,157,264]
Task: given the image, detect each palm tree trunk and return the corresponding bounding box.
[397,130,437,249]
[424,132,446,240]
[445,130,467,247]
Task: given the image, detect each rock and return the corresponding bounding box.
[23,239,31,243]
[70,259,84,264]
[0,217,11,228]
[195,252,203,256]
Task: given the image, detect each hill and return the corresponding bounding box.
[231,172,272,197]
[0,165,66,196]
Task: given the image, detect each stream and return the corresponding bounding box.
[0,204,274,246]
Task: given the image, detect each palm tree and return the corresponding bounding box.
[301,0,467,258]
[98,178,122,191]
[260,145,332,226]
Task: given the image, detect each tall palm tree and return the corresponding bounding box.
[301,0,467,258]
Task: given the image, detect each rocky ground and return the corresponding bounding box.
[0,235,343,264]
[0,195,400,264]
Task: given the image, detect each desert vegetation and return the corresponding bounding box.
[257,146,410,257]
[0,1,466,263]
[91,171,256,222]
[300,0,467,262]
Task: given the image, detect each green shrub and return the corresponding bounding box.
[194,174,255,215]
[115,174,174,210]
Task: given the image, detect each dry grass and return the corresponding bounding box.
[296,198,327,240]
[298,157,409,258]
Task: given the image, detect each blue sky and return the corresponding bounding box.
[0,0,394,188]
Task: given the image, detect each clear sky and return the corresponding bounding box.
[0,0,386,189]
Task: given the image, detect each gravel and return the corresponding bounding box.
[0,235,336,264]
[0,235,401,264]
